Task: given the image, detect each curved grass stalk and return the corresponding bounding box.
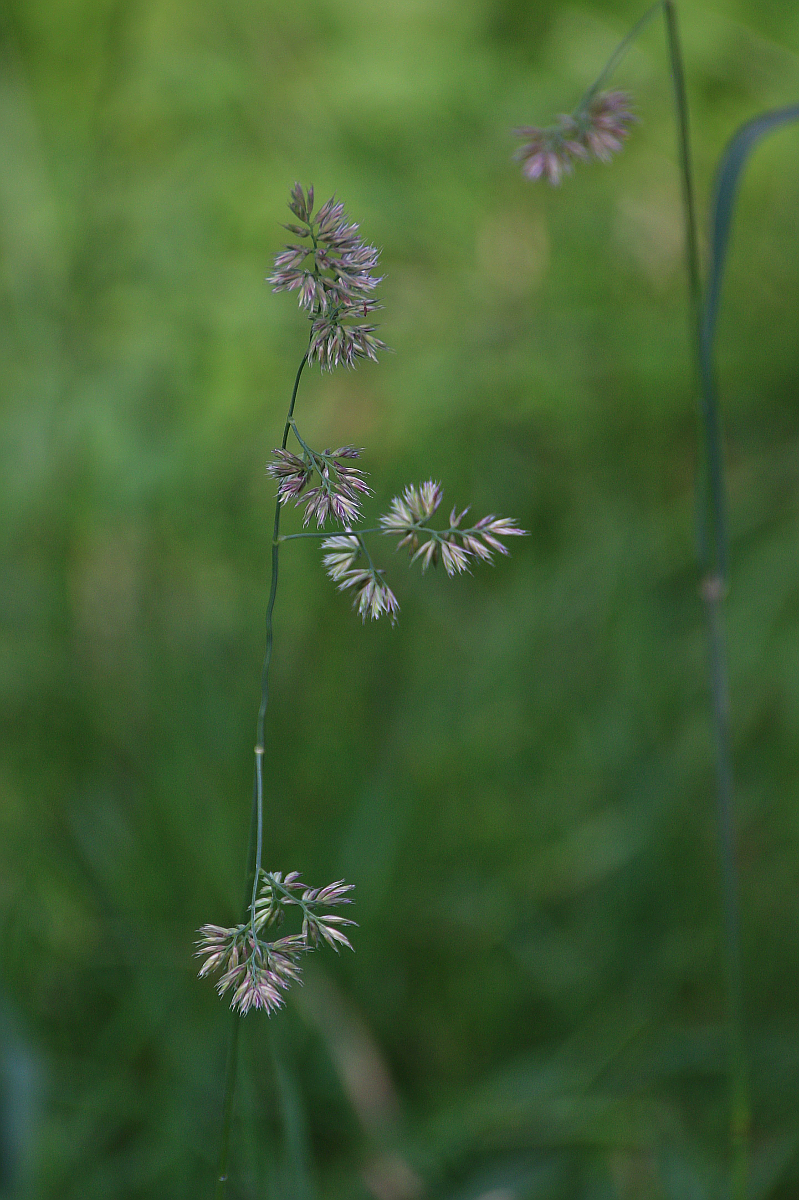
[517,5,799,1194]
[599,9,799,1195]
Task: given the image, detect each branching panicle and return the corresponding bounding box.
[206,181,528,1192]
[197,872,355,1015]
[379,482,527,577]
[202,187,525,1042]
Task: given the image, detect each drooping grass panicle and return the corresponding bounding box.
[514,90,637,184]
[321,533,400,624]
[512,0,659,185]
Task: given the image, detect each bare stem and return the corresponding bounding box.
[213,1013,241,1199]
[252,351,309,919]
[574,5,750,1188]
[663,3,749,1193]
[279,527,384,541]
[214,349,309,1196]
[576,0,661,110]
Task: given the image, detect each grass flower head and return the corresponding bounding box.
[515,90,636,184]
[321,534,400,624]
[197,871,356,1015]
[267,444,371,528]
[269,184,387,369]
[380,482,527,575]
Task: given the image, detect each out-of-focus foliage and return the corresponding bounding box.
[2,0,799,1196]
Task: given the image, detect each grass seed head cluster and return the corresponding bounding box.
[197,185,526,1019]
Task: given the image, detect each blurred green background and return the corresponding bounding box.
[3,0,799,1196]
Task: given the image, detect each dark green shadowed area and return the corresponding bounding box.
[3,0,799,1197]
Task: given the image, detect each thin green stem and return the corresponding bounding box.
[574,5,750,1189]
[576,0,661,110]
[278,527,384,541]
[214,1013,241,1199]
[214,349,309,1198]
[354,533,380,577]
[251,352,309,921]
[212,754,261,1195]
[279,521,501,544]
[663,2,703,364]
[704,576,749,1199]
[287,419,321,466]
[662,3,749,1194]
[662,0,716,576]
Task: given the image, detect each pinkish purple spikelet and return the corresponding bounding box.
[321,534,400,624]
[513,116,589,185]
[266,449,312,504]
[581,90,637,162]
[514,90,636,184]
[267,445,371,529]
